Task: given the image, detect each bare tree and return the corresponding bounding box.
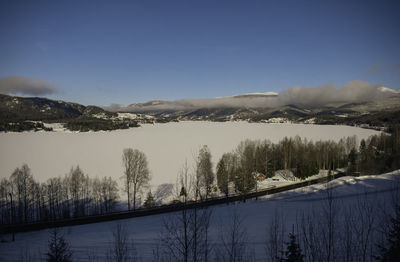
[10,164,33,223]
[68,166,86,217]
[351,195,376,262]
[106,223,139,262]
[340,207,355,262]
[122,148,134,210]
[320,181,339,262]
[215,210,253,262]
[162,164,192,262]
[161,207,212,262]
[101,176,119,213]
[266,211,286,262]
[122,148,150,210]
[162,163,213,262]
[0,178,12,224]
[299,211,320,262]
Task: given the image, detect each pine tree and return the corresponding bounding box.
[280,231,304,262]
[377,204,400,262]
[46,228,72,262]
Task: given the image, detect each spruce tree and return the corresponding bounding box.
[144,191,155,208]
[46,228,72,262]
[281,232,304,262]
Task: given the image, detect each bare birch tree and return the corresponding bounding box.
[122,148,150,210]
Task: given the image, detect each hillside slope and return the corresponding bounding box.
[0,171,398,261]
[0,94,140,132]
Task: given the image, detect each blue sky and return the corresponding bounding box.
[0,0,399,106]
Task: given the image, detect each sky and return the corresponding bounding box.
[0,0,399,106]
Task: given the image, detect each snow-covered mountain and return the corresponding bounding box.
[1,84,399,132]
[107,87,400,127]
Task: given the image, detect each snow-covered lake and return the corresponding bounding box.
[0,122,380,185]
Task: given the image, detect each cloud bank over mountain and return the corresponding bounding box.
[106,80,398,112]
[0,76,56,96]
[278,80,394,107]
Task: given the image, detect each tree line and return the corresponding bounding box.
[0,165,120,225]
[215,136,354,198]
[216,126,400,198]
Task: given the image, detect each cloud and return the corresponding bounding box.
[0,76,56,96]
[278,80,389,107]
[105,80,397,112]
[105,104,126,112]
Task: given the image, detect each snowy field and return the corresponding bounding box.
[0,122,380,186]
[0,171,398,261]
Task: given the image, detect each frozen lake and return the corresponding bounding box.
[0,121,380,185]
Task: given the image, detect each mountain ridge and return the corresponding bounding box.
[1,91,399,132]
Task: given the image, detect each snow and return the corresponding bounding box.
[303,117,316,124]
[234,92,279,97]
[0,122,380,187]
[114,112,155,120]
[92,113,109,119]
[379,86,400,93]
[116,112,139,120]
[42,122,65,131]
[261,118,292,123]
[1,170,398,261]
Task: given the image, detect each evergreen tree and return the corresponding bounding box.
[377,204,400,262]
[234,167,257,196]
[144,191,155,208]
[216,156,229,198]
[46,229,72,262]
[280,231,304,262]
[196,145,214,199]
[348,148,357,165]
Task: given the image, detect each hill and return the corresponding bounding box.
[0,94,139,132]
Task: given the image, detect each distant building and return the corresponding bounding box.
[256,173,266,181]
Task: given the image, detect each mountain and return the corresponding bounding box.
[230,91,279,98]
[2,87,400,132]
[0,94,140,132]
[0,93,122,121]
[0,94,86,121]
[119,90,400,129]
